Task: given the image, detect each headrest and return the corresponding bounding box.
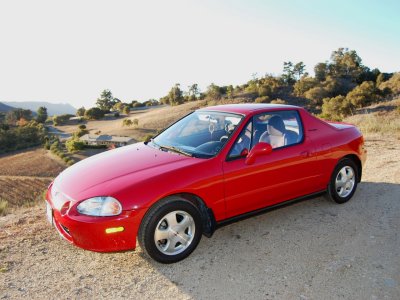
[267,115,285,136]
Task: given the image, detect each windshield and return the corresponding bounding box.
[150,111,243,158]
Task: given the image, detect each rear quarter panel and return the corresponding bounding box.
[300,110,365,187]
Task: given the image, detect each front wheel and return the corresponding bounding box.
[138,197,202,263]
[327,158,358,204]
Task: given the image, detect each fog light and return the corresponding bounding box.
[105,227,124,234]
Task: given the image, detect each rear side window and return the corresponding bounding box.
[254,110,303,149]
[228,110,303,159]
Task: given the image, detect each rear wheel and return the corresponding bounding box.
[327,158,358,204]
[138,197,202,263]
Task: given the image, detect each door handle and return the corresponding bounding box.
[300,151,310,157]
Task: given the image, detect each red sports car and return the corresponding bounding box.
[45,104,366,263]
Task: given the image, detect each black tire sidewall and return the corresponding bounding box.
[140,199,202,263]
[328,158,358,204]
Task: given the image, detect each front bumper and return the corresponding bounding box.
[46,188,144,252]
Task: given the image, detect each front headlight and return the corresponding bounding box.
[76,197,122,216]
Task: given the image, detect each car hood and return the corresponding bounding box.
[53,143,193,200]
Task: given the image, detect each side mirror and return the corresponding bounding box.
[245,142,272,165]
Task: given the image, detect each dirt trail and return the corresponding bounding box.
[0,137,399,299]
[0,176,54,181]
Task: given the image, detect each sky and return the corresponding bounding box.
[0,0,399,108]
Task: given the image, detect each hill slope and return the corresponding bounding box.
[0,102,15,113]
[2,101,76,116]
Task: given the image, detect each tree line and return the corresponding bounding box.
[157,48,399,120]
[74,90,160,120]
[78,48,399,122]
[0,107,48,153]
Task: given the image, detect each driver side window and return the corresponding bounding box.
[228,121,253,159]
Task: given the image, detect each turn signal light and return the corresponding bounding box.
[105,227,124,234]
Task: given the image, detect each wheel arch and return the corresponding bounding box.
[341,154,362,182]
[143,192,217,238]
[175,193,217,238]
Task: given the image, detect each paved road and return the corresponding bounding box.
[46,125,71,140]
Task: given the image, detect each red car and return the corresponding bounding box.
[46,104,366,263]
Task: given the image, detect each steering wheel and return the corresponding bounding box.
[209,123,215,135]
[220,135,228,143]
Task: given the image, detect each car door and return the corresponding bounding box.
[222,110,320,218]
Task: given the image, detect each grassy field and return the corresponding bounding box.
[0,148,65,177]
[0,148,65,215]
[344,98,400,138]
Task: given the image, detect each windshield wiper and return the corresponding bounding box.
[151,140,193,157]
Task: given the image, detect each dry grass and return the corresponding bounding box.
[0,177,50,209]
[0,148,65,215]
[0,148,65,177]
[344,98,400,137]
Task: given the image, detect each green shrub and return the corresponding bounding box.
[50,141,60,150]
[304,86,330,105]
[65,139,85,153]
[43,141,50,150]
[53,114,75,126]
[293,76,318,96]
[257,86,271,97]
[0,199,8,216]
[0,121,47,154]
[85,107,105,120]
[321,96,346,121]
[379,72,400,95]
[346,81,378,108]
[122,119,133,127]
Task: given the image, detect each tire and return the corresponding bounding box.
[138,197,202,263]
[327,158,358,204]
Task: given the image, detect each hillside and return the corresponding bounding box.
[0,148,66,214]
[3,101,76,116]
[53,97,400,143]
[344,98,400,137]
[0,130,399,299]
[55,100,209,141]
[0,102,15,112]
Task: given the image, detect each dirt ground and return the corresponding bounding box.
[0,136,399,299]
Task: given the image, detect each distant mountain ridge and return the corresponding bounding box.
[2,101,76,116]
[0,102,16,112]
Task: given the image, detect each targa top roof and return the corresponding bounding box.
[198,103,302,115]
